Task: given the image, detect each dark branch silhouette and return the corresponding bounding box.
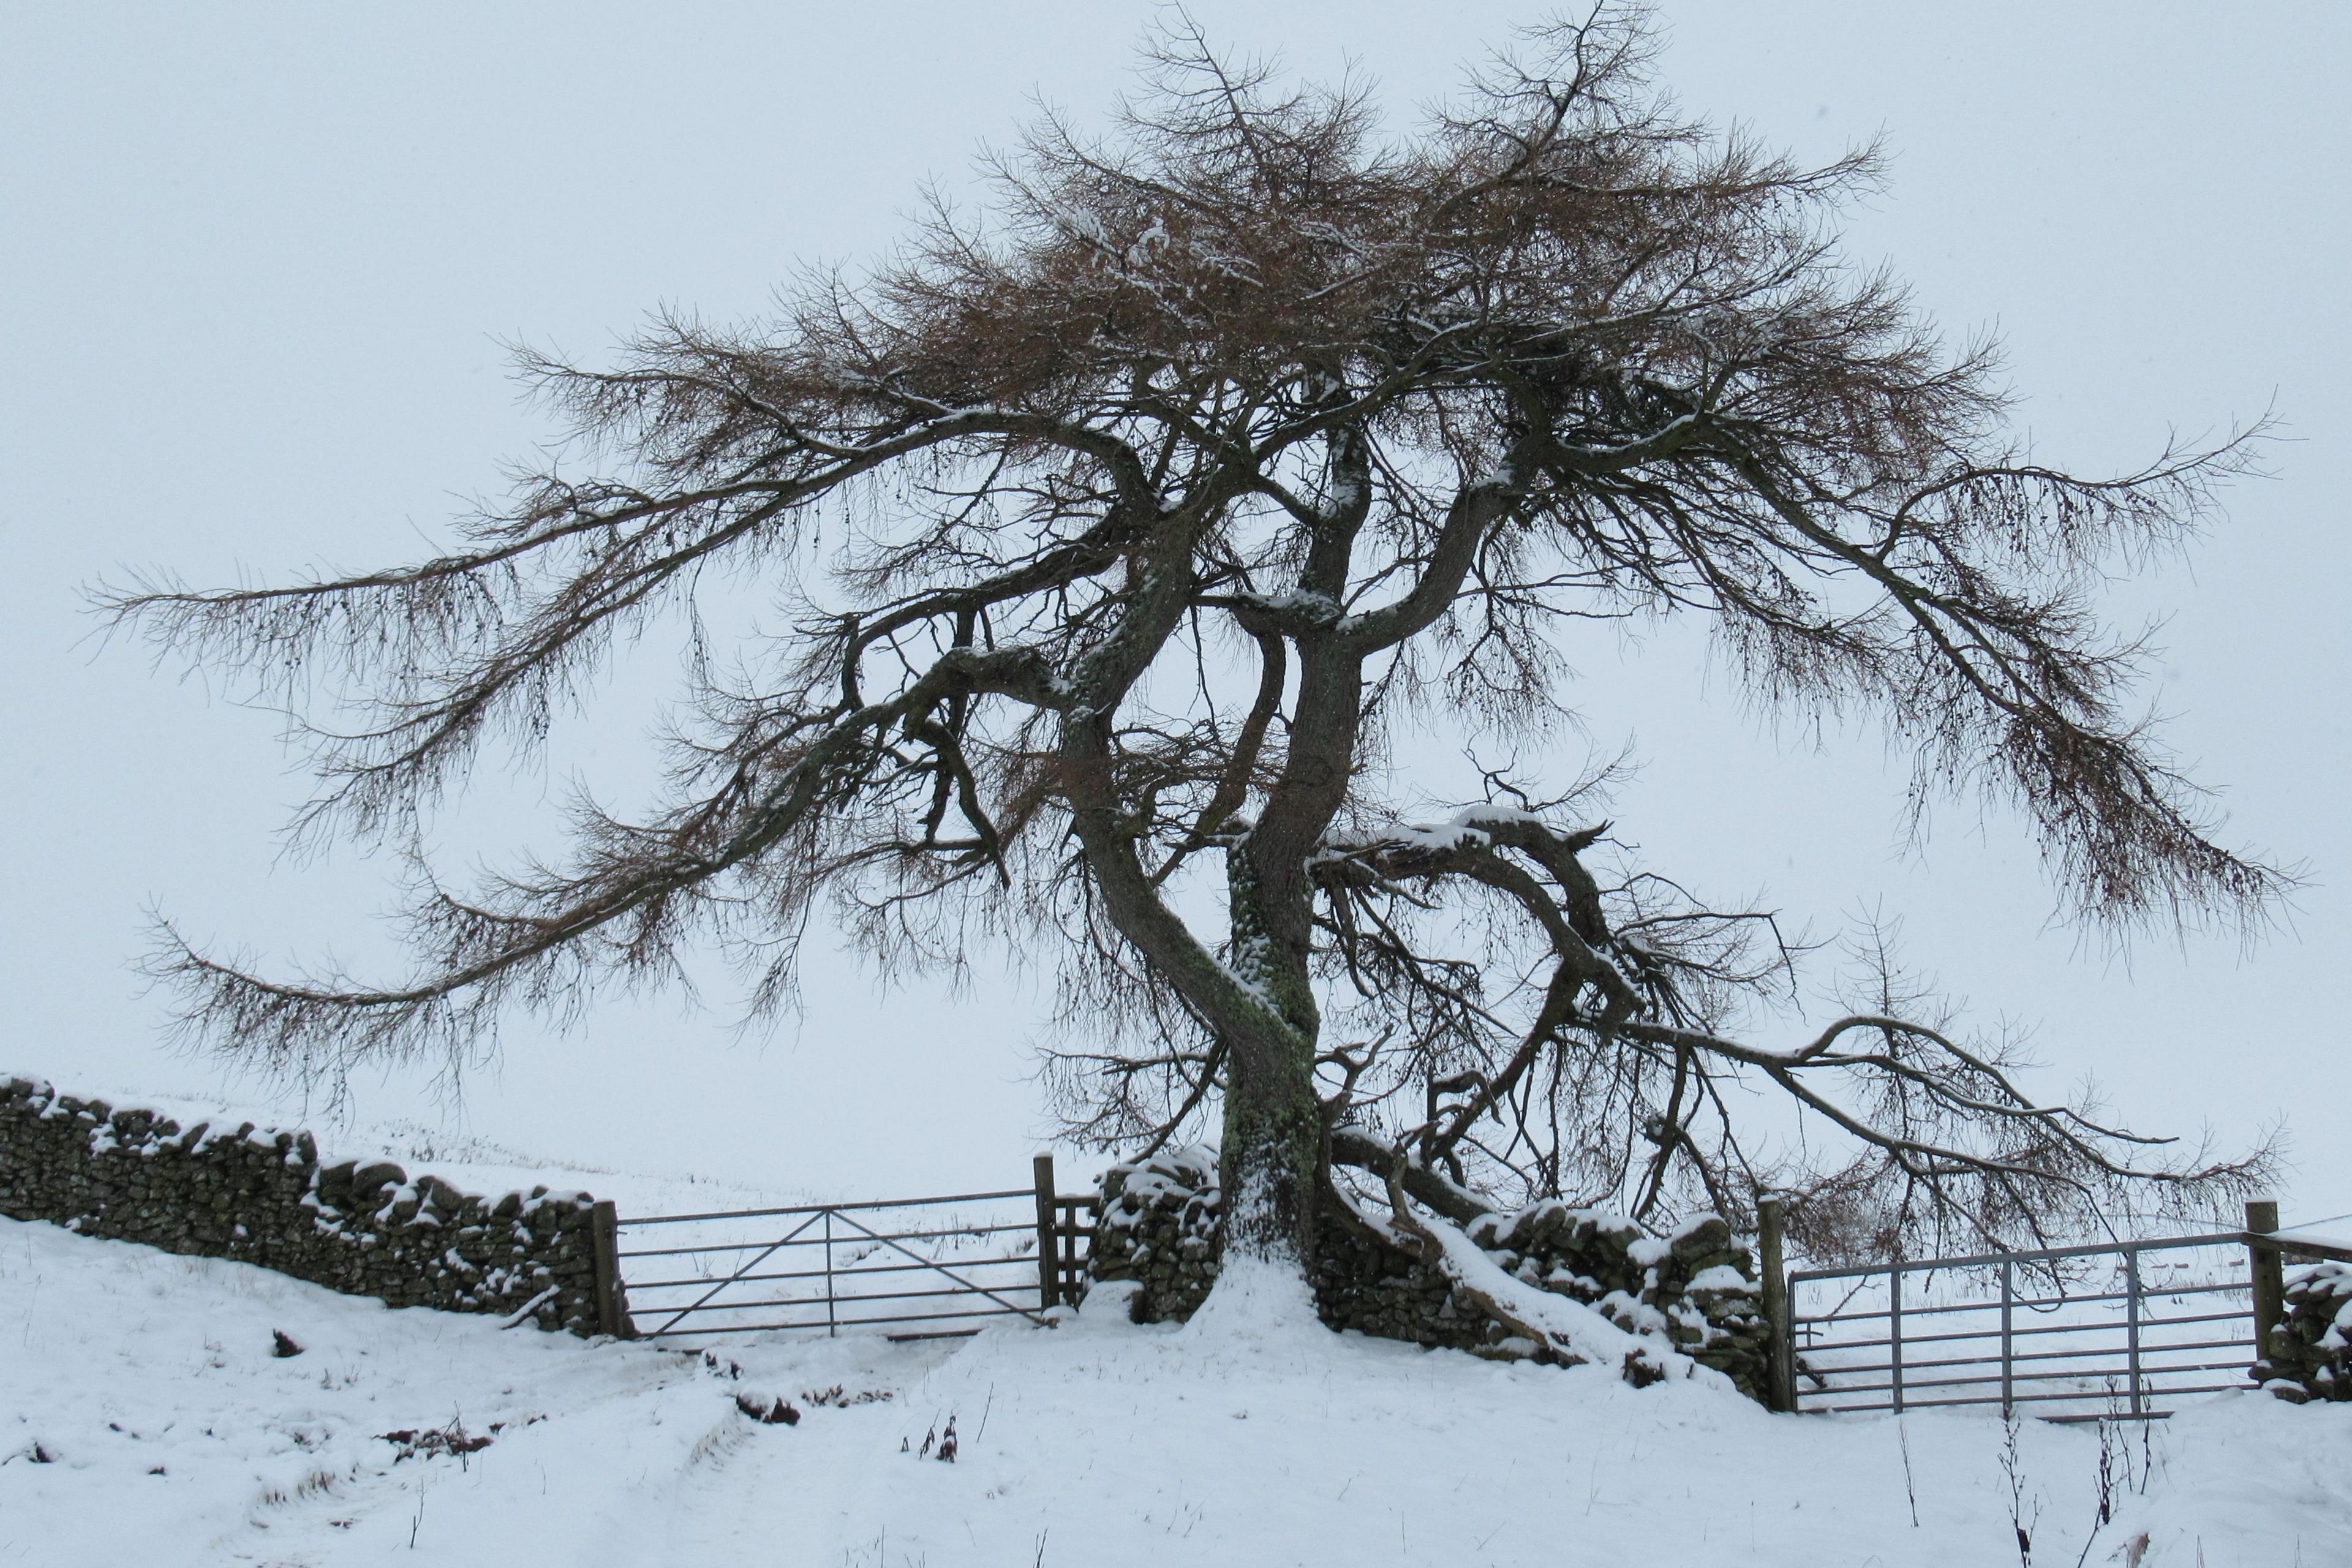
[102,6,2283,1285]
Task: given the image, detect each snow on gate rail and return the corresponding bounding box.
[614,1178,1095,1343]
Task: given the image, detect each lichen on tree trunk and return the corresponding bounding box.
[1218,1042,1322,1265]
[1218,842,1324,1270]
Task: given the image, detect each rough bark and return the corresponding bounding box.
[1218,847,1327,1265]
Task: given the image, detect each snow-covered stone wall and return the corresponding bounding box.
[1087,1147,1774,1401]
[2256,1261,2352,1403]
[0,1075,612,1335]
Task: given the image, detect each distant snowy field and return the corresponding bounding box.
[4,1216,2346,1566]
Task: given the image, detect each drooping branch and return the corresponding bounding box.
[107,6,2285,1269]
[1305,801,2274,1256]
[149,641,1070,1079]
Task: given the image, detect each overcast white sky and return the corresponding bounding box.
[4,2,2346,1224]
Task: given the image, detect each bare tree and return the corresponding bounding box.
[103,8,2282,1297]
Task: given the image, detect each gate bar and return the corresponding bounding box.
[1888,1265,1904,1414]
[1999,1257,2013,1417]
[2125,1248,2144,1416]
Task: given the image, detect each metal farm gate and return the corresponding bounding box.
[1778,1204,2352,1420]
[596,1158,2339,1429]
[614,1155,1096,1343]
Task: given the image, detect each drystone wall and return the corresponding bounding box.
[2255,1261,2352,1403]
[0,1075,616,1336]
[1087,1146,1774,1401]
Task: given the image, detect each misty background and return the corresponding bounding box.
[4,2,2345,1224]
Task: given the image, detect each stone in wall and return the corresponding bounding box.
[1090,1147,1227,1324]
[1087,1145,1774,1402]
[1460,1204,1771,1395]
[2255,1261,2352,1403]
[0,1074,619,1336]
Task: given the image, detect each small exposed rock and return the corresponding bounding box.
[377,1422,493,1461]
[735,1390,801,1426]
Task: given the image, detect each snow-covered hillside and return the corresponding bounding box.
[0,1077,819,1221]
[2,1213,2343,1566]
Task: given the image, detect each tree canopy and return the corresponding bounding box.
[107,8,2282,1283]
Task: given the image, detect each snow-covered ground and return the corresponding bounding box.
[4,1215,2345,1565]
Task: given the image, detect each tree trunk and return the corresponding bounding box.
[1218,1029,1322,1265]
[1218,844,1323,1272]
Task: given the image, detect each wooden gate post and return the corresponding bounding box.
[1757,1194,1794,1412]
[1033,1154,1060,1311]
[2247,1197,2284,1374]
[590,1199,631,1338]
